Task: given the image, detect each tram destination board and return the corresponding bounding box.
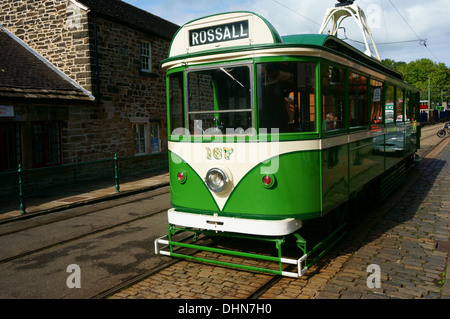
[189,20,249,46]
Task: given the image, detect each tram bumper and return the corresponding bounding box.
[154,209,346,278]
[166,208,302,236]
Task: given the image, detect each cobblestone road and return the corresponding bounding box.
[260,138,450,299]
[319,137,449,299]
[113,135,450,300]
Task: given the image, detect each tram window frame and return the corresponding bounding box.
[257,61,317,134]
[397,88,405,122]
[370,79,383,125]
[410,91,419,122]
[405,90,411,122]
[185,63,254,136]
[321,63,346,133]
[348,71,369,129]
[168,71,186,136]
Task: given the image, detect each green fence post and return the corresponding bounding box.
[114,154,120,193]
[18,164,26,214]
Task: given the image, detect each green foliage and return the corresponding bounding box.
[382,58,450,103]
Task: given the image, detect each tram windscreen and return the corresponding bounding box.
[186,65,252,135]
[257,62,316,133]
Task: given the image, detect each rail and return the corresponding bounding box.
[0,152,168,214]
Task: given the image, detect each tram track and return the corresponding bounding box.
[1,127,445,299]
[103,128,449,300]
[97,258,293,299]
[0,186,170,235]
[0,187,171,264]
[418,124,447,158]
[0,207,167,265]
[0,186,173,298]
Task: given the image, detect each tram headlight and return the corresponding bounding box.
[205,168,228,193]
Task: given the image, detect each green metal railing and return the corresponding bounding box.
[2,152,168,215]
[155,222,348,278]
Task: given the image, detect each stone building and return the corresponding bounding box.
[0,0,179,172]
[0,24,94,171]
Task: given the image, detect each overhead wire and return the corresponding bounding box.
[386,0,440,62]
[347,38,423,46]
[271,0,321,26]
[271,0,443,63]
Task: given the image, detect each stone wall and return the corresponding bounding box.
[91,15,169,158]
[0,0,170,164]
[0,0,93,93]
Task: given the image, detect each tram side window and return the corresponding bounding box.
[405,91,411,122]
[413,92,420,121]
[370,79,383,124]
[349,72,368,127]
[257,62,316,133]
[397,89,405,122]
[408,91,418,122]
[321,64,345,131]
[385,84,395,123]
[169,72,185,134]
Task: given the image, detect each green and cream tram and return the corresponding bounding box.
[155,11,420,277]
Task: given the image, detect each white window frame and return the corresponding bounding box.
[141,41,152,73]
[149,123,161,153]
[131,118,150,155]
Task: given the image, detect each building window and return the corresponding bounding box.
[133,123,147,155]
[31,121,61,168]
[150,123,160,153]
[0,122,21,172]
[141,41,152,72]
[132,121,161,155]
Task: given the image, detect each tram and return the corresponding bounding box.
[155,4,420,277]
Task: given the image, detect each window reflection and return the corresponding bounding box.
[386,85,395,123]
[349,72,368,127]
[370,79,383,125]
[186,65,252,135]
[321,64,345,131]
[258,62,316,133]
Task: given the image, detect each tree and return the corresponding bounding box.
[382,58,450,104]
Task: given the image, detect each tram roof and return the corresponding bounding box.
[163,11,403,82]
[282,34,403,80]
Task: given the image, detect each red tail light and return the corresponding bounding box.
[177,171,187,183]
[262,174,275,188]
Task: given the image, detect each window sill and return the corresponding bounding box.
[139,70,159,78]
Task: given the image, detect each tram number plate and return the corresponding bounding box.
[205,147,234,160]
[189,20,249,46]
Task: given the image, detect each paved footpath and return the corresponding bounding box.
[316,138,450,299]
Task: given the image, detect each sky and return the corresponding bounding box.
[123,0,450,66]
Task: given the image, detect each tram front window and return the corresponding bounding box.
[186,65,252,135]
[257,62,316,133]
